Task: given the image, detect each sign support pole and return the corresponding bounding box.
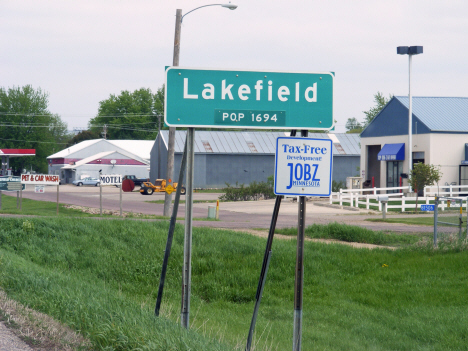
[16,190,19,209]
[120,183,123,217]
[57,185,59,215]
[181,127,194,329]
[245,131,297,350]
[0,190,2,210]
[155,137,188,316]
[20,187,22,210]
[293,129,308,351]
[100,173,103,216]
[246,195,282,351]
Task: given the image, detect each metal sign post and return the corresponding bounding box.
[100,176,102,216]
[120,183,123,217]
[181,127,195,329]
[155,138,188,317]
[98,174,123,216]
[293,130,308,351]
[0,190,2,210]
[273,133,332,350]
[57,185,59,215]
[16,190,19,209]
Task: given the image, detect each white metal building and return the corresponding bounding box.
[47,139,153,183]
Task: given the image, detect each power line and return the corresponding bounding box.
[0,112,163,118]
[0,137,69,145]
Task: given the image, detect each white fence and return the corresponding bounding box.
[330,185,468,212]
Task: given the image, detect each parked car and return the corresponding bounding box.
[123,175,149,187]
[72,177,101,187]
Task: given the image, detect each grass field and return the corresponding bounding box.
[0,193,113,217]
[1,217,468,350]
[274,222,421,246]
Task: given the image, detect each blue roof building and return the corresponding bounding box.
[360,96,468,190]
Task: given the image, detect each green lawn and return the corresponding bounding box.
[0,193,113,217]
[2,217,468,350]
[367,216,466,227]
[275,222,421,246]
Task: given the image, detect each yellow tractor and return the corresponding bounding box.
[139,179,186,195]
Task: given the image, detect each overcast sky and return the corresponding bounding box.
[2,0,467,133]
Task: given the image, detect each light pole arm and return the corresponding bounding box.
[182,3,237,22]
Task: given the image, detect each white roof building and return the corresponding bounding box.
[47,139,154,183]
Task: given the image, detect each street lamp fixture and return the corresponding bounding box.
[397,45,423,192]
[182,3,238,22]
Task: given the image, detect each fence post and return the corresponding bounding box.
[402,196,405,212]
[450,184,453,197]
[339,189,342,206]
[434,196,438,248]
[366,195,369,210]
[373,187,377,195]
[350,192,353,207]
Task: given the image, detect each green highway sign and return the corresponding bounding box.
[165,67,334,130]
[0,176,25,191]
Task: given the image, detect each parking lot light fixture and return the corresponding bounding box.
[397,45,423,192]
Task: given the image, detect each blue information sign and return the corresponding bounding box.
[274,137,333,196]
[420,204,435,211]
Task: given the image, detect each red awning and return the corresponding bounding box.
[0,149,36,156]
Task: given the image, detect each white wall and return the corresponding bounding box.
[429,134,467,185]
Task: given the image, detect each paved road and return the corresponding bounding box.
[1,184,449,233]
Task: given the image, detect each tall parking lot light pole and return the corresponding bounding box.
[397,45,423,192]
[163,3,238,217]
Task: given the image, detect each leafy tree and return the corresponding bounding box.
[88,86,164,140]
[345,117,363,133]
[409,163,442,212]
[0,85,70,173]
[66,130,101,147]
[363,92,393,127]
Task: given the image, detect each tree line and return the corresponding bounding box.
[0,85,164,174]
[1,84,391,174]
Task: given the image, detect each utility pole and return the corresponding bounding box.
[163,9,182,217]
[102,124,107,139]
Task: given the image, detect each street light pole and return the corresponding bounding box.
[163,9,182,217]
[164,4,237,217]
[397,46,423,193]
[163,4,238,329]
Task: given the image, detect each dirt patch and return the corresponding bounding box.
[0,289,92,350]
[220,228,396,250]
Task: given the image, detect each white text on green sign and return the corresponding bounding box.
[165,68,334,130]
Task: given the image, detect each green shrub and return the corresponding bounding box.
[332,180,345,192]
[219,175,275,201]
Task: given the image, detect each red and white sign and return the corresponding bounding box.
[21,174,60,185]
[35,185,45,193]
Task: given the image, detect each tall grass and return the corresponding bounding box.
[275,222,420,245]
[1,217,468,350]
